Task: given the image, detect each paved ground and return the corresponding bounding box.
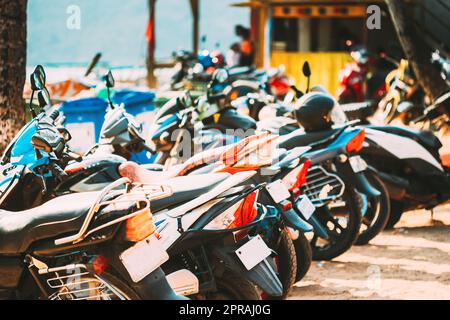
[289,204,450,300]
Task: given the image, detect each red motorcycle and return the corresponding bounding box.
[337,48,390,104]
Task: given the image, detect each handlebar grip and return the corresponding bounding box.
[49,110,60,121]
[51,162,68,178]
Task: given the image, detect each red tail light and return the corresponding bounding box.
[346,129,366,153]
[282,159,311,193]
[229,191,259,229]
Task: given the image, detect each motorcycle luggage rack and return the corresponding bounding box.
[302,166,345,207]
[38,263,127,300]
[55,178,173,246]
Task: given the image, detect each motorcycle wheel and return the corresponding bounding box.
[293,230,312,282]
[268,229,297,299]
[384,200,404,229]
[310,181,362,261]
[355,172,391,245]
[203,269,261,300]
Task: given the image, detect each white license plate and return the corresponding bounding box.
[235,235,272,271]
[120,235,169,283]
[296,195,316,220]
[349,156,368,173]
[266,180,291,203]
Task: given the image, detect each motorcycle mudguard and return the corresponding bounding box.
[212,245,283,297]
[282,208,313,232]
[336,161,381,199]
[130,267,189,300]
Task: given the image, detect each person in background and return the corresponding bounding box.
[235,25,254,67]
[226,42,241,67]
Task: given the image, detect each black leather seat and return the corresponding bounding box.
[0,192,101,254]
[367,125,442,151]
[278,128,340,150]
[151,173,230,212]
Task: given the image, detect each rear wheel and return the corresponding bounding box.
[355,172,391,245]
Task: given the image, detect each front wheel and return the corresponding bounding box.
[293,230,312,282]
[355,172,391,245]
[309,181,362,261]
[269,229,297,299]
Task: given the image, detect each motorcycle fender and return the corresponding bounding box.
[130,267,189,300]
[212,245,283,297]
[282,208,313,232]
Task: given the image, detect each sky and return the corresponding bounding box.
[27,0,249,67]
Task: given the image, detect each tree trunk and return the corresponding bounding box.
[0,0,27,154]
[385,0,448,102]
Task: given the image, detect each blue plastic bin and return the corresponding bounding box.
[60,90,156,155]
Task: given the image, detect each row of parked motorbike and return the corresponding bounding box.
[0,56,448,300]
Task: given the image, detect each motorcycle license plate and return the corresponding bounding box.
[266,180,291,203]
[349,156,368,173]
[236,235,272,271]
[120,234,169,283]
[296,195,316,220]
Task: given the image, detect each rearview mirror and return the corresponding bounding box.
[37,89,51,109]
[105,70,115,88]
[302,61,311,78]
[30,65,46,91]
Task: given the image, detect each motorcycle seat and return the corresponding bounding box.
[367,125,442,151]
[0,192,101,254]
[150,173,231,212]
[278,128,341,150]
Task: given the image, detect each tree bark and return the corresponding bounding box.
[385,0,448,102]
[0,0,27,154]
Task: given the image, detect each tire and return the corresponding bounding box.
[355,172,391,245]
[310,178,362,261]
[293,231,312,282]
[205,269,261,300]
[269,229,297,299]
[384,200,404,229]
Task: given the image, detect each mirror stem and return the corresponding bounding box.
[29,91,37,118]
[107,87,114,109]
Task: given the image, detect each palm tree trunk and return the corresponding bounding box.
[0,0,27,154]
[385,0,448,102]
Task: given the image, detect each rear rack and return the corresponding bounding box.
[55,178,173,245]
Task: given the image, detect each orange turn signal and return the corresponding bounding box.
[125,207,156,242]
[346,130,366,153]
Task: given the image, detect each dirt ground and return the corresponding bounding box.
[289,204,450,300]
